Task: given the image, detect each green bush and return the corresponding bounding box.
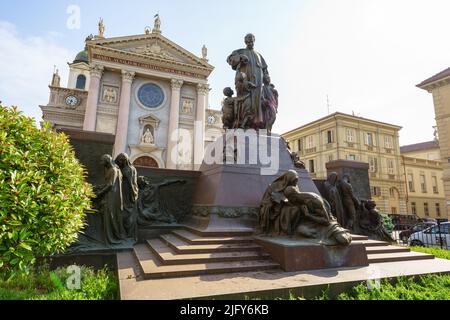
[335,275,450,300]
[381,214,394,233]
[0,265,118,300]
[410,246,450,260]
[0,105,93,279]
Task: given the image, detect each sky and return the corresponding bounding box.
[1,0,449,146]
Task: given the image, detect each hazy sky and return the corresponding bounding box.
[1,0,449,145]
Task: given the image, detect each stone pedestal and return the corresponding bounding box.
[326,160,371,200]
[255,237,369,272]
[184,133,320,231]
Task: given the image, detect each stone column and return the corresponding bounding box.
[83,65,104,131]
[113,70,135,158]
[194,83,209,167]
[166,79,183,169]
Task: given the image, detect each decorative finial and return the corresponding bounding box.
[144,26,151,35]
[201,45,208,61]
[51,67,61,87]
[98,18,105,38]
[153,13,161,34]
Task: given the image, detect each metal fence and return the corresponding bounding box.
[390,220,449,250]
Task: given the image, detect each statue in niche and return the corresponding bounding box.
[115,153,139,240]
[323,172,345,223]
[225,33,279,131]
[258,170,352,246]
[95,154,127,245]
[141,127,154,144]
[137,176,186,225]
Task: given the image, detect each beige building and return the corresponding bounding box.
[40,17,223,170]
[282,112,407,215]
[400,141,447,220]
[417,68,450,218]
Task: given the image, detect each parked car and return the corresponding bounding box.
[409,222,450,249]
[399,222,436,243]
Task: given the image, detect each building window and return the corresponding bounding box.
[369,156,378,173]
[76,74,86,90]
[371,186,381,197]
[306,135,315,149]
[298,138,303,151]
[387,159,395,175]
[365,132,374,146]
[384,135,393,149]
[347,154,356,161]
[420,174,427,193]
[407,173,415,192]
[309,159,315,173]
[346,128,354,142]
[328,154,334,162]
[432,176,438,194]
[424,203,429,216]
[391,207,397,214]
[327,130,333,144]
[389,188,395,198]
[411,202,417,215]
[436,203,441,217]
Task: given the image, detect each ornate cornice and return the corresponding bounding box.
[197,83,210,95]
[121,70,136,82]
[90,64,104,78]
[171,79,184,90]
[86,33,214,70]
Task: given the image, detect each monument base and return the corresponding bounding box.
[255,237,369,272]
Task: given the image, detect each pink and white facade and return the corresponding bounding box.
[40,22,223,170]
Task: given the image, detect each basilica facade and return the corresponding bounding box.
[40,17,223,170]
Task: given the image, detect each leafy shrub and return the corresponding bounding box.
[381,214,394,233]
[0,265,118,300]
[335,275,450,300]
[410,246,450,260]
[0,105,93,279]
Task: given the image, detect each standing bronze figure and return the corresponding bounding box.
[225,34,278,131]
[115,153,139,240]
[95,154,127,245]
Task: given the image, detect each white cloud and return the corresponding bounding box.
[0,21,74,124]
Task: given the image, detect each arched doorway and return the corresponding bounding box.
[133,156,159,168]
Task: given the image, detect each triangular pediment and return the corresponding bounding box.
[87,33,213,70]
[139,114,161,126]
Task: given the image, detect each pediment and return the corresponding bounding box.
[139,114,161,127]
[87,33,212,70]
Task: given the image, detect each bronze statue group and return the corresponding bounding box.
[258,170,394,245]
[95,153,184,245]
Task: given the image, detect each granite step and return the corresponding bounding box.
[365,246,410,255]
[353,239,389,247]
[172,229,253,245]
[160,234,262,254]
[133,244,279,279]
[367,251,435,264]
[183,225,254,237]
[147,239,270,265]
[350,234,369,241]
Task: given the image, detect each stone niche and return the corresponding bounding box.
[325,160,371,200]
[57,128,115,186]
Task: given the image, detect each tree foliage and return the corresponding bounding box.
[0,105,93,278]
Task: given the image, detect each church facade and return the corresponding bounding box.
[40,17,223,170]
